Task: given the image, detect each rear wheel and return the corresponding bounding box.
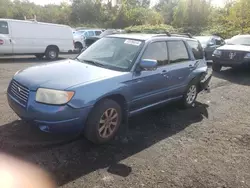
[182,81,198,108]
[45,46,59,61]
[212,63,222,72]
[84,99,122,144]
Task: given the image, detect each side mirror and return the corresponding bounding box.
[139,59,158,71]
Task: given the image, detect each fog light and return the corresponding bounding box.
[39,125,50,132]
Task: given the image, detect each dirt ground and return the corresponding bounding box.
[0,56,250,188]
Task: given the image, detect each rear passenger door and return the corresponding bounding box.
[165,40,194,97]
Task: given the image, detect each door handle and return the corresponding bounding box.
[9,39,12,43]
[162,70,167,73]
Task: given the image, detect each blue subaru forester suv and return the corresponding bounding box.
[7,33,211,144]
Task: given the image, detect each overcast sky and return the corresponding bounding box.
[27,0,225,7]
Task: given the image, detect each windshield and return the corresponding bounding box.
[77,37,144,71]
[195,36,211,46]
[228,35,250,46]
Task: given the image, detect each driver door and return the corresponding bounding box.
[129,41,170,112]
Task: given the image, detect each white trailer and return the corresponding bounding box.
[0,19,74,60]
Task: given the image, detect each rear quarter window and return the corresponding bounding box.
[186,40,204,60]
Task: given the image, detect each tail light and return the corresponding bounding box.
[0,39,4,45]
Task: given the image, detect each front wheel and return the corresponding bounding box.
[84,99,122,144]
[182,82,198,108]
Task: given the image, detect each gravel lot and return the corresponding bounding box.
[0,56,250,188]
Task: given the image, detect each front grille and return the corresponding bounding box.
[9,79,30,107]
[221,51,246,61]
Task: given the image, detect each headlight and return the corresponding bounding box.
[36,88,74,105]
[244,53,250,59]
[213,49,222,57]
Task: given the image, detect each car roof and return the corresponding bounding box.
[234,34,250,37]
[107,33,196,41]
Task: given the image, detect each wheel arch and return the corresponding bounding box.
[189,72,204,92]
[46,45,59,53]
[93,94,128,124]
[74,41,83,47]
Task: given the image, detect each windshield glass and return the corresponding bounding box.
[228,35,250,45]
[195,36,211,46]
[77,37,144,71]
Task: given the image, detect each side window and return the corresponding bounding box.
[186,40,204,60]
[167,41,190,63]
[141,42,168,67]
[83,32,89,37]
[88,31,95,37]
[0,21,9,34]
[95,31,102,36]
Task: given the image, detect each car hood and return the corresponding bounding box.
[218,44,250,52]
[13,59,126,91]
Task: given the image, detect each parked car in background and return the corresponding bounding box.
[212,34,250,72]
[8,33,211,144]
[225,38,230,44]
[194,35,225,62]
[0,19,74,60]
[73,29,103,52]
[84,29,125,49]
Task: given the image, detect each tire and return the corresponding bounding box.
[212,63,222,72]
[75,43,83,53]
[182,80,198,108]
[45,46,59,61]
[84,99,122,144]
[35,54,44,60]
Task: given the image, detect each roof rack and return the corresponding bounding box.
[164,31,192,38]
[125,30,193,38]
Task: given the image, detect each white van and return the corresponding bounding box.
[0,19,74,60]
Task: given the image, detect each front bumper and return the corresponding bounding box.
[7,92,93,134]
[212,56,250,67]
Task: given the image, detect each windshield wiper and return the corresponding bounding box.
[82,59,105,67]
[75,57,81,62]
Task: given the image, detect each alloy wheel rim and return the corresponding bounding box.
[186,85,197,104]
[98,108,118,138]
[49,51,56,58]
